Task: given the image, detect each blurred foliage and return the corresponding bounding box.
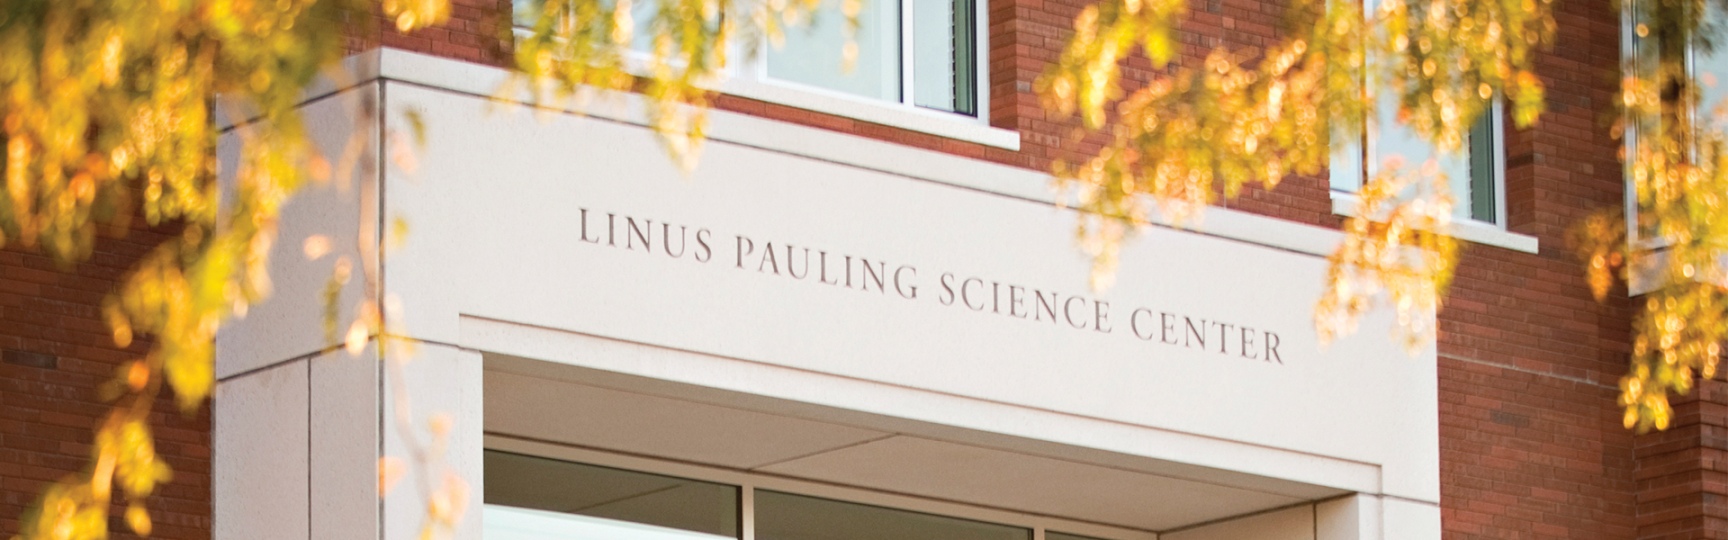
[0,0,848,537]
[1587,0,1728,432]
[509,0,846,169]
[1037,0,1552,326]
[1036,0,1728,432]
[0,0,380,537]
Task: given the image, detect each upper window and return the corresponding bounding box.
[511,0,984,118]
[1621,0,1728,246]
[1329,99,1507,227]
[766,0,978,115]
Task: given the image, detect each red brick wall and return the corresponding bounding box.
[1,225,211,540]
[1428,0,1643,534]
[349,0,516,66]
[1635,375,1728,540]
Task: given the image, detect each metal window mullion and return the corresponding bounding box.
[741,482,756,540]
[752,0,770,83]
[900,0,915,105]
[1492,99,1509,226]
[953,0,976,115]
[971,0,987,118]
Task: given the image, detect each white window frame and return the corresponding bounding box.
[511,0,1016,149]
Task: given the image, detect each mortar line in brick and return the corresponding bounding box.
[1438,352,1613,389]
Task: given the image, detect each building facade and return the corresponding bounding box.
[0,0,1698,538]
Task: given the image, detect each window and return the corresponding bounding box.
[1327,0,1507,228]
[1329,100,1507,227]
[511,0,659,52]
[511,0,988,122]
[1621,0,1728,247]
[766,0,979,115]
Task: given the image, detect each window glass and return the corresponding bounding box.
[518,0,983,120]
[512,0,658,54]
[1330,0,1501,225]
[1696,2,1728,133]
[754,490,1030,540]
[1466,109,1498,222]
[1332,97,1501,225]
[912,0,975,114]
[484,450,740,539]
[513,0,537,28]
[767,0,902,102]
[1329,131,1365,193]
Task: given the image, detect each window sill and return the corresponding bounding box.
[1330,192,1540,254]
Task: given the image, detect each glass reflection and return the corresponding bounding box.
[484,450,739,540]
[755,490,1029,540]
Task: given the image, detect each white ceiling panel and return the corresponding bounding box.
[755,436,1305,531]
[485,370,889,468]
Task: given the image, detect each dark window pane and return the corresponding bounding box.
[484,450,739,539]
[912,0,976,115]
[754,490,1029,540]
[1467,109,1497,224]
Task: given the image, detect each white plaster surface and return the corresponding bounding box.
[383,344,484,540]
[1164,505,1315,540]
[368,48,1343,257]
[216,82,376,379]
[214,361,310,540]
[1317,494,1382,540]
[1381,497,1442,540]
[483,350,1360,500]
[311,347,381,540]
[754,435,1304,530]
[484,370,889,468]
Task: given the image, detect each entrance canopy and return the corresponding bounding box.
[485,352,1360,533]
